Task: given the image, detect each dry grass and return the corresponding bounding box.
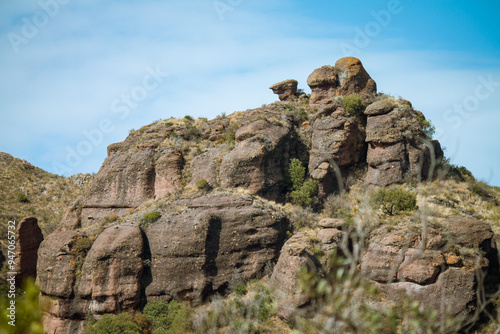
[0,153,86,244]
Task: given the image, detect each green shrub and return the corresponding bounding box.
[143,211,161,225]
[371,186,417,216]
[187,126,201,139]
[342,94,364,117]
[234,283,247,296]
[143,300,193,333]
[415,116,436,138]
[287,159,318,207]
[288,158,306,190]
[71,237,93,255]
[83,312,152,334]
[16,193,29,203]
[195,178,210,191]
[290,179,318,207]
[297,251,464,333]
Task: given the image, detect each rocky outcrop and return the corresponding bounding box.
[37,231,91,334]
[270,79,298,101]
[219,119,293,200]
[144,193,288,301]
[362,216,498,324]
[307,57,376,105]
[38,193,289,332]
[78,224,144,317]
[308,108,366,197]
[154,149,184,198]
[35,57,469,333]
[270,226,347,319]
[270,215,498,326]
[334,57,377,97]
[84,147,156,209]
[364,100,443,186]
[189,148,221,190]
[14,217,44,287]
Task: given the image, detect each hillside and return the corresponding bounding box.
[4,57,500,334]
[0,153,89,238]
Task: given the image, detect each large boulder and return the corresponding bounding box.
[307,66,339,105]
[270,227,347,319]
[219,119,292,200]
[308,111,365,196]
[335,57,377,96]
[78,224,144,317]
[361,216,498,325]
[307,57,376,105]
[14,217,44,287]
[144,193,289,302]
[270,79,298,101]
[84,147,156,209]
[36,231,91,334]
[364,103,443,186]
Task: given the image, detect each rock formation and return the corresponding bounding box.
[270,216,499,326]
[33,57,494,333]
[269,79,298,101]
[307,57,377,105]
[14,217,44,287]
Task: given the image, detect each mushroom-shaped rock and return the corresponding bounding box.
[270,79,298,101]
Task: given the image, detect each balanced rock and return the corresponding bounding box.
[270,79,298,101]
[307,57,376,105]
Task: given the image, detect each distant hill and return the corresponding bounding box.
[0,152,89,242]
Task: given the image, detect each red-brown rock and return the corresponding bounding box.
[78,224,144,317]
[270,79,298,101]
[14,217,44,287]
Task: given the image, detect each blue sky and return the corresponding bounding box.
[1,0,499,186]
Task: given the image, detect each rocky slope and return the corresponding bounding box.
[22,57,500,333]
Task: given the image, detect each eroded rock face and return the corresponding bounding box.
[360,216,498,324]
[307,66,339,105]
[189,149,221,190]
[270,79,298,101]
[270,227,347,319]
[78,224,144,317]
[219,119,292,200]
[37,231,90,334]
[15,217,43,287]
[364,102,443,186]
[307,57,376,105]
[308,110,366,197]
[145,194,288,301]
[271,215,498,327]
[154,150,184,198]
[84,148,156,209]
